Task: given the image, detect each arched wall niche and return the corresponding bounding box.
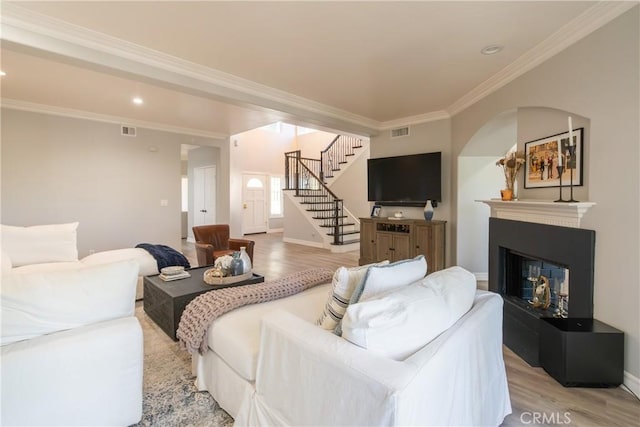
[455,106,590,283]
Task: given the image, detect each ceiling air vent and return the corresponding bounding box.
[121,125,137,137]
[390,126,410,138]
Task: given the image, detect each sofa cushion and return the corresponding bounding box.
[1,222,79,267]
[1,251,12,275]
[341,266,477,360]
[81,248,159,276]
[1,260,138,346]
[11,261,84,274]
[316,261,389,330]
[208,283,331,382]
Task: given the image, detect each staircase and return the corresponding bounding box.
[284,135,364,251]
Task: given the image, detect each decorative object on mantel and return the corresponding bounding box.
[496,149,526,201]
[524,121,583,191]
[566,116,580,202]
[500,189,513,201]
[423,200,434,221]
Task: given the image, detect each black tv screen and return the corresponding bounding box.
[367,152,441,206]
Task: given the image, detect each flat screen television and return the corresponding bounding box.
[367,152,441,206]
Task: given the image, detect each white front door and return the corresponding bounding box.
[242,174,267,234]
[194,166,216,227]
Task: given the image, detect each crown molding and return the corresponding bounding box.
[446,1,637,116]
[379,110,451,130]
[1,3,380,134]
[1,98,229,140]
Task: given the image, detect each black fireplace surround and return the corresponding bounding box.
[489,218,595,366]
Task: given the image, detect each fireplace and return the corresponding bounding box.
[489,218,595,366]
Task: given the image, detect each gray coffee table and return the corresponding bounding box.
[143,266,264,340]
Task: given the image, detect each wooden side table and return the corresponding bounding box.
[143,266,264,340]
[539,317,624,387]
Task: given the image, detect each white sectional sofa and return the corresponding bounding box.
[1,222,144,426]
[191,257,512,426]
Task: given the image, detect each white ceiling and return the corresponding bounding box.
[0,1,633,137]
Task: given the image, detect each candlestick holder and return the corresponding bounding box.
[567,146,579,202]
[555,293,568,318]
[554,165,566,202]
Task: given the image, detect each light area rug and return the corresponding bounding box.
[131,302,233,427]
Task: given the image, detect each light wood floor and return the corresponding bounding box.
[183,233,640,426]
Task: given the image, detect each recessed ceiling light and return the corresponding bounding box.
[0,71,6,76]
[132,96,144,105]
[481,45,504,55]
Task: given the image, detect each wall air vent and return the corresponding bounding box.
[121,125,137,137]
[390,126,410,138]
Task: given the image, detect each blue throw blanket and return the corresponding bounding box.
[135,243,191,270]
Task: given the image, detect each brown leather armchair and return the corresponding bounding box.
[192,224,255,267]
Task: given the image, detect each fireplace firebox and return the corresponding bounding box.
[489,218,595,366]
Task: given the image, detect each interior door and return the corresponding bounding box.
[194,166,216,227]
[242,174,267,234]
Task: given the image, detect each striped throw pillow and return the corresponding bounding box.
[316,261,389,330]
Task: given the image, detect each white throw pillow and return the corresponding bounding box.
[0,260,139,346]
[1,222,79,267]
[334,255,427,336]
[341,266,477,360]
[350,255,427,304]
[316,260,389,330]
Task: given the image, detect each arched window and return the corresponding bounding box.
[246,178,263,188]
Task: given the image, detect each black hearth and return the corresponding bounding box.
[489,218,595,366]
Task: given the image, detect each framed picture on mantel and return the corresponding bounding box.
[524,128,583,189]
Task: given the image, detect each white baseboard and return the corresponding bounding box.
[474,272,488,281]
[282,237,324,249]
[186,237,195,243]
[623,370,640,399]
[267,228,284,233]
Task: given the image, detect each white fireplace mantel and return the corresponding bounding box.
[477,199,596,228]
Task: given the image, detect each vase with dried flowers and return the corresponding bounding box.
[496,150,526,201]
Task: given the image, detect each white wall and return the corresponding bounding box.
[0,108,204,255]
[296,130,337,158]
[451,8,639,383]
[233,123,297,174]
[282,195,323,244]
[328,144,370,220]
[457,109,517,278]
[457,156,505,277]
